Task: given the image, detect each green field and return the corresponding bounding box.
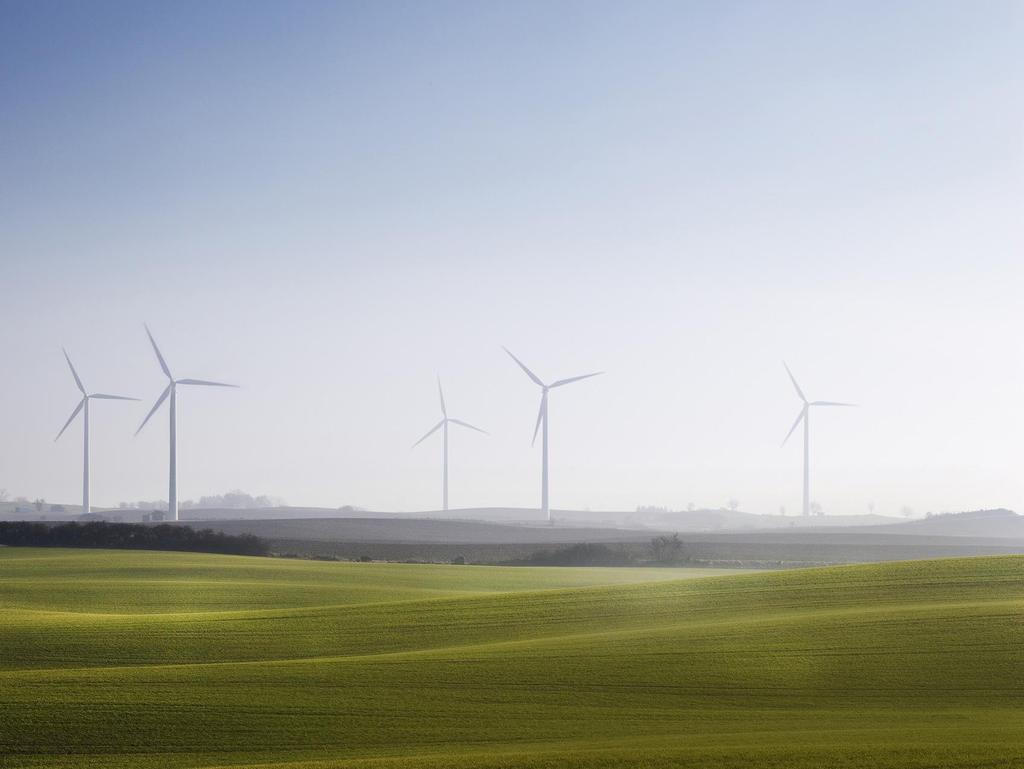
[0,549,1021,768]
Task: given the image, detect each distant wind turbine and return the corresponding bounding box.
[781,362,856,517]
[136,325,238,521]
[55,349,138,515]
[503,347,603,523]
[412,377,487,512]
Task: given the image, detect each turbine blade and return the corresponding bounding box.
[503,347,544,387]
[62,348,85,394]
[136,384,172,436]
[782,361,807,403]
[437,376,447,417]
[531,393,546,447]
[811,401,858,407]
[145,324,173,379]
[448,418,488,435]
[55,398,85,442]
[412,419,445,448]
[781,406,806,446]
[176,378,238,387]
[89,393,141,401]
[549,371,604,388]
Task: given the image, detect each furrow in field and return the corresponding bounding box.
[1,595,1018,679]
[2,553,1024,769]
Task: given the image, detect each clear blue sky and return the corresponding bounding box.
[2,1,1022,515]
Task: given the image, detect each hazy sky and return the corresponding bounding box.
[2,1,1022,516]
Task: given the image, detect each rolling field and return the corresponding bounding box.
[0,550,1022,768]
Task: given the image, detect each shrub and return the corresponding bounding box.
[507,543,634,567]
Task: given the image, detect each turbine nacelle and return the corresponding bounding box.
[56,347,138,517]
[136,326,238,436]
[411,377,487,448]
[780,361,856,446]
[411,376,487,512]
[502,347,602,447]
[503,347,603,521]
[781,361,858,518]
[135,324,239,523]
[55,348,138,441]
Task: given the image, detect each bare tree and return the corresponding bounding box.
[901,505,914,518]
[810,501,823,516]
[0,489,9,503]
[650,533,684,563]
[727,499,740,512]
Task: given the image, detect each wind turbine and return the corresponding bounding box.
[781,362,856,517]
[412,377,487,512]
[136,325,237,521]
[503,347,603,523]
[55,349,138,515]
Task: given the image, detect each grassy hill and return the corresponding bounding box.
[0,549,1021,768]
[877,508,1024,538]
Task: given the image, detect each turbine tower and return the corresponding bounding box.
[781,362,856,517]
[55,349,138,515]
[503,347,602,523]
[412,377,487,512]
[136,325,237,521]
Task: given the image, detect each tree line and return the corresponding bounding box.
[115,489,285,511]
[0,521,268,556]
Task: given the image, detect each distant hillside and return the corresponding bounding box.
[181,506,399,521]
[165,515,1024,566]
[181,505,901,530]
[175,517,662,545]
[877,509,1024,539]
[639,509,900,531]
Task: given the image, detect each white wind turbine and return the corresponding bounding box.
[503,347,603,523]
[136,325,238,521]
[412,377,487,512]
[781,362,856,517]
[55,349,139,515]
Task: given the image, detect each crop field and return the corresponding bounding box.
[0,549,1022,768]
